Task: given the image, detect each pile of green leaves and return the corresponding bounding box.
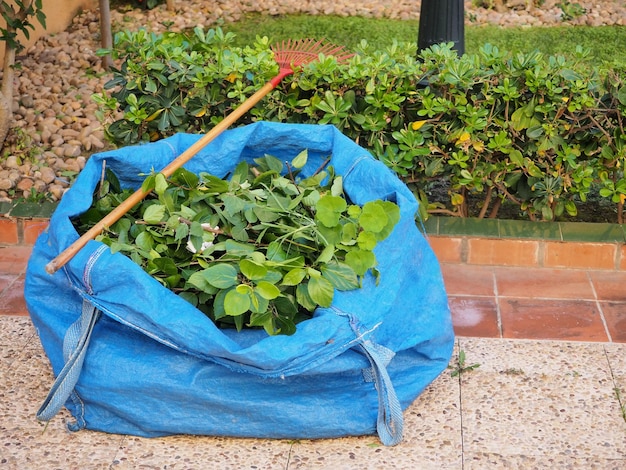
[74,151,400,336]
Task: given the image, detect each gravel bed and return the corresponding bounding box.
[1,0,624,203]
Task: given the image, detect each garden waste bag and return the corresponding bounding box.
[25,121,454,446]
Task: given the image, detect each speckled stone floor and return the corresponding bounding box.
[2,242,626,468]
[3,314,626,469]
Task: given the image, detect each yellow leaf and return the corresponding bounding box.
[226,73,238,83]
[411,120,427,131]
[472,141,484,152]
[561,96,569,103]
[456,131,471,145]
[451,193,465,206]
[145,108,164,122]
[621,194,626,205]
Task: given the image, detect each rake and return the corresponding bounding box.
[45,39,353,275]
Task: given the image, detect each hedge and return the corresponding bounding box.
[94,27,626,222]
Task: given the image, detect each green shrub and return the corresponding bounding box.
[95,27,626,222]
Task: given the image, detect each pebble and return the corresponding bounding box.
[0,0,624,203]
[39,166,57,184]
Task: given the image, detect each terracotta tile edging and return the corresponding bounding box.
[423,216,626,271]
[2,209,625,271]
[0,216,50,245]
[0,201,56,246]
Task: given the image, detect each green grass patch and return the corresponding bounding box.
[219,13,626,68]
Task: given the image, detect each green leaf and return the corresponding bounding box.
[341,222,358,244]
[540,205,553,220]
[135,231,153,252]
[175,223,189,241]
[189,221,205,238]
[187,271,219,294]
[149,257,178,276]
[212,289,228,319]
[141,173,156,193]
[143,204,166,224]
[178,291,198,307]
[282,267,307,286]
[510,104,540,132]
[248,292,270,314]
[154,173,168,196]
[253,206,280,223]
[171,168,199,188]
[317,224,343,246]
[347,205,361,218]
[266,241,288,262]
[224,288,250,316]
[255,281,281,300]
[230,224,249,242]
[616,84,626,106]
[330,176,343,197]
[222,239,255,255]
[239,259,267,280]
[316,244,335,264]
[248,310,274,330]
[509,149,524,167]
[316,195,347,227]
[565,201,578,217]
[244,207,258,224]
[274,315,297,336]
[526,125,544,139]
[261,269,283,284]
[302,189,321,207]
[307,275,334,307]
[359,202,388,233]
[231,161,249,184]
[321,262,359,291]
[357,231,378,250]
[526,160,544,178]
[274,294,298,315]
[200,174,229,193]
[296,283,317,311]
[370,200,400,241]
[292,149,308,169]
[233,314,245,332]
[255,154,283,173]
[345,249,377,277]
[223,194,246,216]
[204,264,238,289]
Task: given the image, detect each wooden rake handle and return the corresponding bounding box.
[45,79,282,275]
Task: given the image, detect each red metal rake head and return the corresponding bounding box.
[269,38,354,86]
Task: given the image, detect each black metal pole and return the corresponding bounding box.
[417,0,465,55]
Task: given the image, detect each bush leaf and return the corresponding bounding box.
[205,264,238,289]
[307,275,334,307]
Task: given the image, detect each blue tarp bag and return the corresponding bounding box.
[25,122,454,446]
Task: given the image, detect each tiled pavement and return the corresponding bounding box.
[2,243,626,468]
[4,244,626,343]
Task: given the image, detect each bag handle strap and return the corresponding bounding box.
[359,339,404,446]
[37,300,100,431]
